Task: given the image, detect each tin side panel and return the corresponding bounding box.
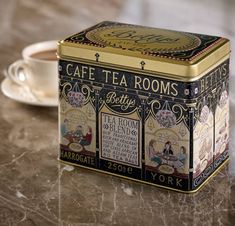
[193,95,214,188]
[192,60,229,189]
[214,76,229,168]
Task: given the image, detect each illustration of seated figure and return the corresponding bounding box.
[79,127,92,146]
[148,139,161,165]
[61,119,69,137]
[163,141,174,156]
[74,125,83,138]
[178,146,186,165]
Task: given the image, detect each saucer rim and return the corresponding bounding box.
[1,77,58,107]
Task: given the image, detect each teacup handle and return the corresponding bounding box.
[7,59,41,102]
[7,59,28,86]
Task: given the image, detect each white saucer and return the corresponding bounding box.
[1,78,58,107]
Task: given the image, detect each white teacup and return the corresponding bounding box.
[7,40,58,97]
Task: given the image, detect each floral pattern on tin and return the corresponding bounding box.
[219,90,228,108]
[199,105,210,123]
[156,101,176,128]
[67,83,85,107]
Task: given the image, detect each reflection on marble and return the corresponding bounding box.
[57,164,234,226]
[0,0,235,225]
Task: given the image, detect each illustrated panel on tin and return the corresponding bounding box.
[59,81,97,167]
[193,96,214,188]
[144,98,190,190]
[214,82,229,167]
[98,88,143,179]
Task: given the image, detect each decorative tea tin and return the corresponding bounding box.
[58,21,230,193]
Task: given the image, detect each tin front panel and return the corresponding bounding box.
[58,58,229,192]
[59,80,97,168]
[144,98,190,190]
[98,88,143,179]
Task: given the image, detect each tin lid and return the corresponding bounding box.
[58,21,230,81]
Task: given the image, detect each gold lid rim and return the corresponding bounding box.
[58,38,230,80]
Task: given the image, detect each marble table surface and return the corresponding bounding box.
[0,0,235,225]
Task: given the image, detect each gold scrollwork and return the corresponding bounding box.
[150,99,161,115]
[60,82,96,109]
[60,81,72,101]
[81,84,93,104]
[172,104,187,124]
[148,99,189,126]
